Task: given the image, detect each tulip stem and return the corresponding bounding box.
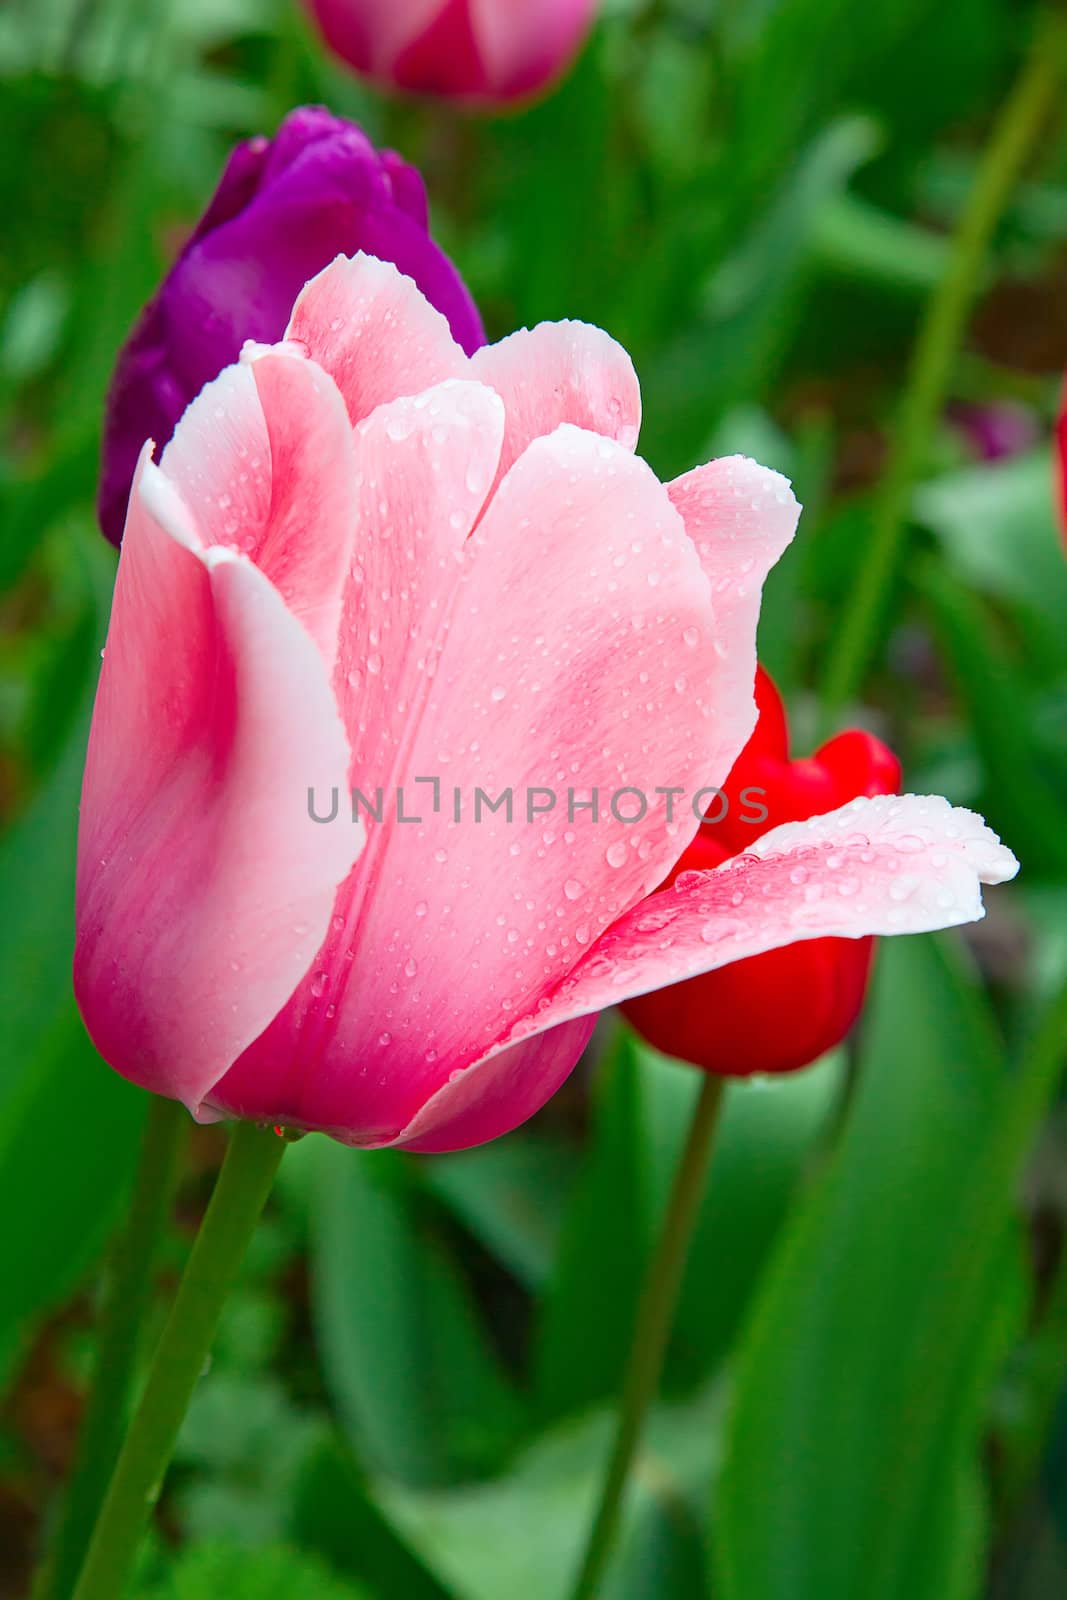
[569,1072,726,1600]
[33,1095,187,1600]
[817,6,1067,732]
[69,1121,285,1600]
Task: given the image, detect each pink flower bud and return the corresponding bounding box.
[305,0,598,105]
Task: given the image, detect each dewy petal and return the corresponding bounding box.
[488,793,1019,1047]
[158,362,270,548]
[389,1015,598,1153]
[160,347,359,673]
[74,451,360,1117]
[209,424,722,1145]
[336,378,506,780]
[354,425,720,1042]
[668,456,800,785]
[469,321,641,493]
[207,378,507,1135]
[285,252,467,426]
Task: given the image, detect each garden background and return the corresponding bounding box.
[2,1,1067,1596]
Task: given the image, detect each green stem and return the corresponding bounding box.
[817,8,1067,732]
[34,1096,187,1600]
[70,1122,285,1600]
[569,1073,726,1600]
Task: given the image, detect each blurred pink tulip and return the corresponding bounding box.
[304,0,598,104]
[75,254,1018,1152]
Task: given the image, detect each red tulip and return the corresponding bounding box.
[623,669,903,1076]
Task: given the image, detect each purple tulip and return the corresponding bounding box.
[98,106,485,545]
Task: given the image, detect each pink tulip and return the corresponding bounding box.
[75,254,1018,1152]
[304,0,597,104]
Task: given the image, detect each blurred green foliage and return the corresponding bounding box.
[2,0,1067,1597]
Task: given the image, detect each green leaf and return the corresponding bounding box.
[381,1386,724,1600]
[0,1007,145,1382]
[0,684,89,1071]
[721,0,940,211]
[0,645,147,1378]
[812,191,952,293]
[421,1134,578,1292]
[174,1374,323,1547]
[533,1033,650,1423]
[309,1142,523,1487]
[135,1539,371,1600]
[642,116,878,475]
[916,557,1067,877]
[600,1477,711,1600]
[717,934,1022,1600]
[289,1433,457,1600]
[488,34,620,331]
[914,448,1067,656]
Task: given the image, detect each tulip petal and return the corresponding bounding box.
[364,424,723,1048]
[206,379,507,1137]
[308,0,442,74]
[493,794,1019,1047]
[157,362,270,547]
[210,424,731,1144]
[469,321,641,491]
[389,1015,597,1152]
[667,456,800,785]
[469,0,596,98]
[336,378,506,779]
[160,348,360,672]
[75,452,359,1116]
[286,252,466,426]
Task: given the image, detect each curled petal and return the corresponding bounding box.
[469,321,641,494]
[286,252,466,426]
[162,348,360,672]
[75,453,360,1115]
[668,457,800,786]
[388,1016,597,1152]
[495,794,1019,1045]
